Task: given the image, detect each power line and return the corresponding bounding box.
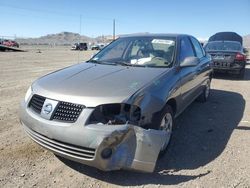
[0,3,118,38]
[0,3,113,21]
[0,3,77,17]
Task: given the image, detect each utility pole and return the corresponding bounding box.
[79,14,82,41]
[78,14,82,64]
[113,19,115,40]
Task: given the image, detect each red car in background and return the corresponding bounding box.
[2,40,19,48]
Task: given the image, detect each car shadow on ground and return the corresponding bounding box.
[57,89,245,186]
[213,67,250,81]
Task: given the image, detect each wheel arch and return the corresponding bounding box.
[209,72,213,81]
[166,98,177,116]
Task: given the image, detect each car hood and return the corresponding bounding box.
[33,62,168,107]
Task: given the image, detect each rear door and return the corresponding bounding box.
[189,36,211,94]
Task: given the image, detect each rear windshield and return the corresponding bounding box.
[205,41,241,51]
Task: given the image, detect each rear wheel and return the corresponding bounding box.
[197,79,210,103]
[238,68,245,79]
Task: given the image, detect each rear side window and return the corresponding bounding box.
[179,37,195,63]
[190,37,205,58]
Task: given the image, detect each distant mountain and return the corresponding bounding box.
[243,34,250,48]
[16,32,95,45]
[15,32,250,47]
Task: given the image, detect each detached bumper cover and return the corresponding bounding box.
[20,100,167,172]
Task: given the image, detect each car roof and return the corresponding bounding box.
[119,33,192,39]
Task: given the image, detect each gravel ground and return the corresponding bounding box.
[0,46,250,188]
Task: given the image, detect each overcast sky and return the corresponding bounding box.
[0,0,249,39]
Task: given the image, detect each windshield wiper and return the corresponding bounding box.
[88,59,134,66]
[86,59,102,64]
[87,59,119,66]
[114,61,133,66]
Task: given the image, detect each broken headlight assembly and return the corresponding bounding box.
[87,103,141,125]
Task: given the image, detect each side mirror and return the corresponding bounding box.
[180,56,199,67]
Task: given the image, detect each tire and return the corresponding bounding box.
[153,104,174,155]
[238,68,245,79]
[197,79,210,103]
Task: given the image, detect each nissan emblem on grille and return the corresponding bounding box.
[43,103,52,114]
[41,99,59,120]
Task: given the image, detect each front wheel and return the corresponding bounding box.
[153,105,174,154]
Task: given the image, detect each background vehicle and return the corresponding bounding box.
[71,42,88,50]
[91,43,105,50]
[243,47,249,54]
[20,34,213,172]
[205,32,246,78]
[2,39,19,48]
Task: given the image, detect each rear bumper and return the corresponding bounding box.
[213,62,244,73]
[20,100,167,172]
[213,68,242,74]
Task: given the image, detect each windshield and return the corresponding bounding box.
[89,36,176,67]
[205,41,241,51]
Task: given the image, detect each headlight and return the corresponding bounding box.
[24,86,32,103]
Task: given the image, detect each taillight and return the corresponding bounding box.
[235,53,246,61]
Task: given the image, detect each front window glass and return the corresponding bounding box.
[90,37,176,67]
[205,41,241,51]
[179,37,195,63]
[190,37,204,58]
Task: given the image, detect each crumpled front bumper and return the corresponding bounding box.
[20,100,167,172]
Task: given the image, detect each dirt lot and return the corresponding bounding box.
[1,46,250,188]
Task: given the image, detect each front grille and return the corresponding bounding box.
[25,126,96,160]
[29,95,46,114]
[28,95,84,123]
[52,101,84,123]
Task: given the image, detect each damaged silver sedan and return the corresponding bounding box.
[20,34,213,172]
